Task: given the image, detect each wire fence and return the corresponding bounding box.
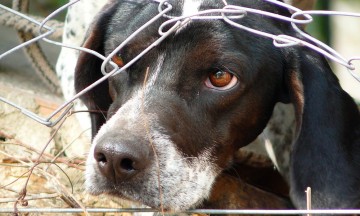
[1,0,360,129]
[1,0,360,215]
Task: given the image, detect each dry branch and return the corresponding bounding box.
[0,131,85,170]
[0,193,59,203]
[1,157,85,171]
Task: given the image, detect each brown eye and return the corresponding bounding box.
[205,70,238,90]
[112,53,124,67]
[209,71,232,87]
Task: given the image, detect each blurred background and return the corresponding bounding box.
[2,0,67,19]
[306,0,360,101]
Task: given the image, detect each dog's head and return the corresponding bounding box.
[75,0,360,210]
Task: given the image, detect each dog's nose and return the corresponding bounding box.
[93,137,150,181]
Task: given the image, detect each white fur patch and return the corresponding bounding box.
[175,0,202,34]
[182,0,202,17]
[56,0,107,135]
[264,138,279,169]
[146,131,218,210]
[261,103,295,182]
[147,54,165,87]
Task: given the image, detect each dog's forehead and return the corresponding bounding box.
[104,2,233,55]
[104,0,285,44]
[106,0,219,31]
[103,0,287,82]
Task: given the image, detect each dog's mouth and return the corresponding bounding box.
[85,158,219,210]
[85,131,220,211]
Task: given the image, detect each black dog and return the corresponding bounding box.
[75,0,360,211]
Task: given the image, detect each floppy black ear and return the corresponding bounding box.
[75,2,119,138]
[285,48,360,208]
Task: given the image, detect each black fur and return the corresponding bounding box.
[75,0,360,210]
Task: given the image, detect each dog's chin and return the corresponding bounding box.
[85,161,217,211]
[106,190,205,211]
[85,173,210,211]
[85,185,203,211]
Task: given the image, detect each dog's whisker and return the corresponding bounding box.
[173,157,198,161]
[227,166,242,180]
[94,104,108,121]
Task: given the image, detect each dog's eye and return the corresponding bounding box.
[111,53,124,67]
[205,70,238,90]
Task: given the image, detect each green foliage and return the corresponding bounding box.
[1,0,67,20]
[29,0,68,20]
[306,0,331,45]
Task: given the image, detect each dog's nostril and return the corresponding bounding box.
[95,152,107,163]
[94,138,151,181]
[120,158,135,171]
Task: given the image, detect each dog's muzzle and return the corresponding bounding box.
[85,94,219,210]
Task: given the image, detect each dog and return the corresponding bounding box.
[56,0,299,211]
[72,0,360,212]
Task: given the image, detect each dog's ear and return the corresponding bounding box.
[75,2,119,138]
[283,47,360,208]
